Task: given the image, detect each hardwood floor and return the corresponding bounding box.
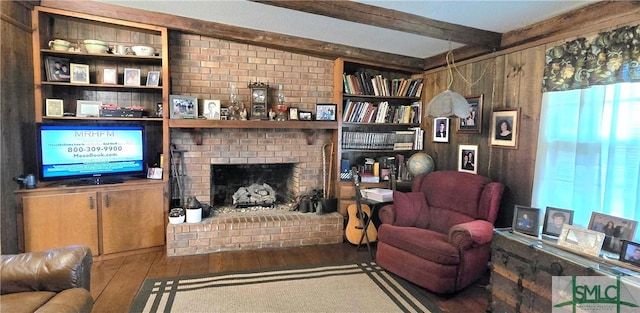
[90,243,489,313]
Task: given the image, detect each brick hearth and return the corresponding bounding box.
[166,211,344,256]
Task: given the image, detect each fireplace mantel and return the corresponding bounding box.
[169,120,338,130]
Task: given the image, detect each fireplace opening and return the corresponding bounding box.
[211,163,298,207]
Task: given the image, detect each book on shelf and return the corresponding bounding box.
[343,72,423,97]
[361,188,393,202]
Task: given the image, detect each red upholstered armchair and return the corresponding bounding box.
[376,171,504,293]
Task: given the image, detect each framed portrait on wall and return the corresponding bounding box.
[457,94,483,133]
[458,144,477,174]
[433,117,449,143]
[490,109,519,148]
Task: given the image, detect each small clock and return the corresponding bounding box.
[248,82,268,120]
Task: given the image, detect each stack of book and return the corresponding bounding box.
[342,101,422,124]
[343,72,423,98]
[342,130,421,150]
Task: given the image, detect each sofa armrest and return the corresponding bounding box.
[448,220,494,250]
[0,245,92,294]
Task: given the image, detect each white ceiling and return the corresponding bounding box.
[96,0,595,59]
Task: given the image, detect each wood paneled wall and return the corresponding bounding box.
[1,1,36,253]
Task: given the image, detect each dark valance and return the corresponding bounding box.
[542,24,640,92]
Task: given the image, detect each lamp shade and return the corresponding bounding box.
[425,90,471,118]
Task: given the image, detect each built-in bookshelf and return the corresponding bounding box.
[333,58,424,215]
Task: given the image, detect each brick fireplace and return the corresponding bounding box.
[167,128,341,256]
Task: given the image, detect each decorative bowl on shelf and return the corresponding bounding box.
[83,39,109,54]
[131,45,155,56]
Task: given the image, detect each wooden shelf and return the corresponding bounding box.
[168,119,338,130]
[343,94,420,101]
[41,49,162,61]
[42,116,162,122]
[41,81,163,90]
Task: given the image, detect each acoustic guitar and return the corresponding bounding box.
[345,168,378,245]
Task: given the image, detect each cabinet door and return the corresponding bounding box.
[22,192,99,254]
[100,186,165,254]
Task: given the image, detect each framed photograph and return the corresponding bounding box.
[316,103,337,121]
[512,205,540,237]
[299,111,312,121]
[542,207,574,237]
[490,109,519,148]
[76,100,101,117]
[146,71,160,86]
[102,68,117,84]
[124,68,141,86]
[45,99,64,117]
[557,224,605,257]
[457,94,483,133]
[44,56,70,82]
[169,95,198,119]
[220,107,229,120]
[433,117,449,142]
[146,168,163,180]
[203,99,221,120]
[619,240,640,267]
[588,212,638,253]
[289,107,299,120]
[70,63,90,84]
[458,144,477,174]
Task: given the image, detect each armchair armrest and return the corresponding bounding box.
[448,220,495,250]
[0,245,92,294]
[378,204,397,225]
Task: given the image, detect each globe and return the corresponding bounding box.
[407,152,434,177]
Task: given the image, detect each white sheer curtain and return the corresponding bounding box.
[532,82,640,242]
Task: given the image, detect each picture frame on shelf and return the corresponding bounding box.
[619,240,640,267]
[457,94,483,133]
[557,224,605,257]
[169,95,198,119]
[433,117,449,143]
[289,107,299,120]
[457,144,477,174]
[124,68,141,86]
[45,99,64,117]
[102,68,117,84]
[542,207,574,237]
[512,205,540,237]
[588,212,638,253]
[203,99,221,120]
[44,56,70,82]
[76,100,101,117]
[299,111,312,121]
[70,63,89,84]
[490,109,519,148]
[315,103,337,121]
[220,107,229,120]
[146,71,160,87]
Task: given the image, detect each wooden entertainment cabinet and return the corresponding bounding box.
[21,6,170,256]
[16,180,166,256]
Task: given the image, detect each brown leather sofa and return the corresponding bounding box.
[376,171,504,293]
[0,245,93,313]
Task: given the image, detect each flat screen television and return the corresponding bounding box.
[38,124,146,185]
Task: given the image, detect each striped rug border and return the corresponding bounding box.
[130,261,443,313]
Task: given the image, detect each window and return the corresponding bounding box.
[532,82,640,242]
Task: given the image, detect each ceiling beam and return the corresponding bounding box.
[40,0,424,72]
[251,0,501,49]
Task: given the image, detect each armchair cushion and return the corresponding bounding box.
[378,224,460,265]
[391,191,428,227]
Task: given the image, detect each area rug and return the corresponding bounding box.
[130,261,442,313]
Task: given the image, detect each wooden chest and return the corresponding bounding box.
[489,230,640,313]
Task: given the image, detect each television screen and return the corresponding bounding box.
[38,124,145,183]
